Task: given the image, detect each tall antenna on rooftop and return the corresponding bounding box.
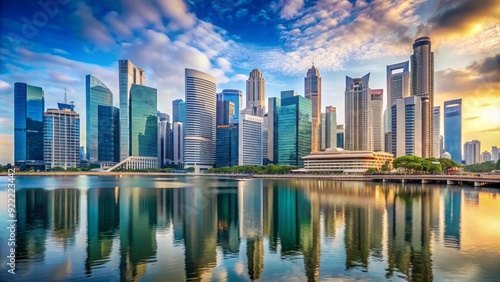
[64,88,67,104]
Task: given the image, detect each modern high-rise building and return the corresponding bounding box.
[386,61,410,153]
[246,69,265,117]
[172,122,184,165]
[129,84,157,158]
[336,125,345,149]
[492,146,499,163]
[444,99,462,164]
[276,94,312,166]
[481,151,492,162]
[370,89,384,151]
[218,89,242,119]
[345,73,372,151]
[119,59,145,161]
[305,65,322,152]
[391,96,422,157]
[263,113,269,164]
[14,82,45,170]
[433,106,441,158]
[184,69,217,169]
[86,74,113,163]
[320,113,326,151]
[172,99,186,124]
[43,103,80,170]
[97,105,119,163]
[267,97,281,164]
[464,140,481,165]
[325,106,337,149]
[239,114,263,166]
[216,124,238,167]
[216,100,235,126]
[158,111,172,167]
[411,37,434,158]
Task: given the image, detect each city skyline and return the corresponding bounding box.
[1,0,499,164]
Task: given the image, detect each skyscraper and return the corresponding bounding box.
[172,122,184,165]
[263,113,269,164]
[464,140,480,165]
[43,103,80,170]
[184,69,217,169]
[336,125,345,149]
[267,97,281,164]
[216,100,235,126]
[129,84,157,158]
[216,124,238,167]
[119,59,145,161]
[218,89,242,119]
[320,113,326,151]
[14,82,45,170]
[411,37,434,158]
[97,105,120,163]
[158,112,172,167]
[345,73,372,151]
[246,69,265,117]
[86,74,113,163]
[277,93,312,166]
[391,96,422,157]
[386,61,410,153]
[481,151,491,162]
[172,99,186,124]
[305,65,322,152]
[444,99,462,164]
[370,89,384,152]
[325,106,337,149]
[433,106,441,158]
[239,114,263,166]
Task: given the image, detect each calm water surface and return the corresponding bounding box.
[0,175,499,281]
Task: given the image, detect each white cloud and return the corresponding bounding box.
[0,80,11,91]
[231,74,247,82]
[216,57,232,72]
[279,0,304,20]
[157,0,196,30]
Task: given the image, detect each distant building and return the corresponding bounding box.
[370,89,383,152]
[336,125,345,149]
[218,89,242,119]
[411,37,434,158]
[172,122,184,165]
[481,151,492,163]
[386,61,410,153]
[492,146,499,163]
[345,73,372,151]
[172,99,186,124]
[14,82,45,170]
[80,146,85,161]
[239,114,263,166]
[158,111,172,167]
[119,59,145,161]
[43,103,80,170]
[97,105,120,163]
[246,69,265,117]
[184,68,217,169]
[86,74,113,163]
[464,140,481,165]
[302,148,393,174]
[263,113,269,164]
[276,93,312,166]
[305,65,322,152]
[325,106,337,149]
[129,85,157,159]
[391,96,422,157]
[320,113,326,151]
[216,124,238,167]
[216,100,235,126]
[444,99,462,164]
[433,106,441,158]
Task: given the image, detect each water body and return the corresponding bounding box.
[0,175,499,281]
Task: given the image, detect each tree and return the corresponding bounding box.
[51,166,65,172]
[381,161,391,172]
[497,160,500,170]
[366,167,378,174]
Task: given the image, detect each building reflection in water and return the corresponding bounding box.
[13,175,498,281]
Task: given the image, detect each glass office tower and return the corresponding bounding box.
[277,95,312,166]
[218,89,242,119]
[129,84,157,158]
[86,74,113,163]
[14,82,45,170]
[97,105,120,162]
[444,99,462,164]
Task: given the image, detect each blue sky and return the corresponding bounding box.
[0,0,499,164]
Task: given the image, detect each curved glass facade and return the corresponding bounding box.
[444,99,462,164]
[184,69,216,168]
[130,85,157,157]
[86,75,113,163]
[14,82,45,168]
